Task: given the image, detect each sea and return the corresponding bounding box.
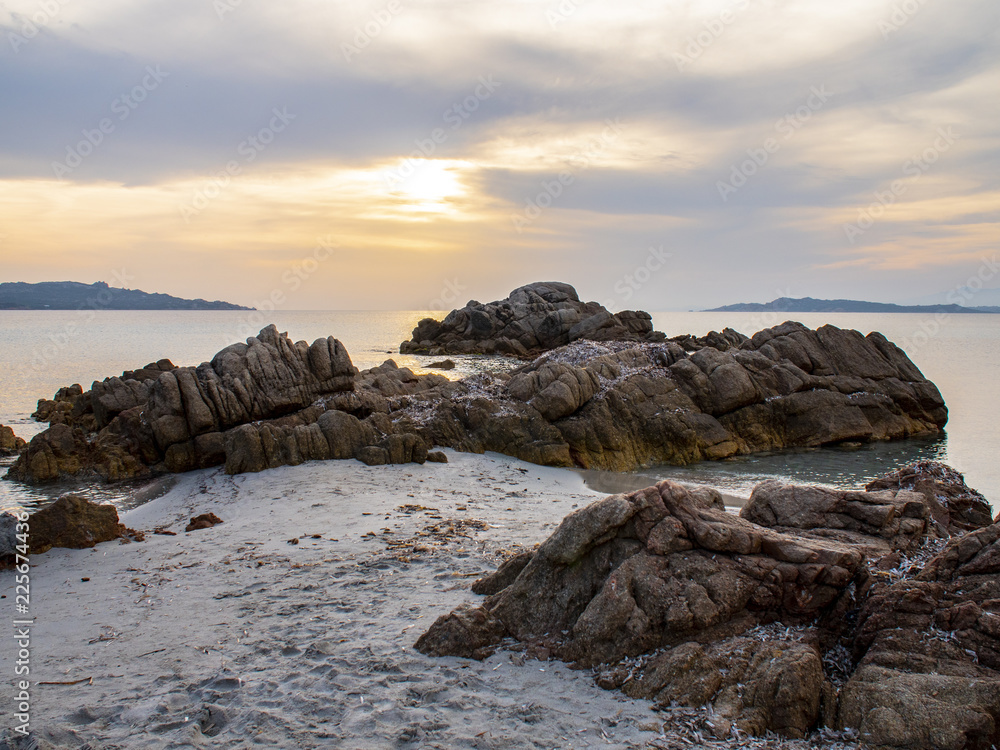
[0,310,996,514]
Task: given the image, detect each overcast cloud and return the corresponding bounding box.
[1,0,997,310]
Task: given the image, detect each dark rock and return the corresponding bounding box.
[427,359,456,370]
[28,495,125,554]
[417,467,998,744]
[472,551,534,595]
[742,480,935,554]
[0,425,26,456]
[866,460,994,534]
[5,315,949,485]
[399,282,665,356]
[426,451,448,463]
[839,521,1000,749]
[185,513,223,532]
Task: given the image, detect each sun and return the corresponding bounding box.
[387,158,470,214]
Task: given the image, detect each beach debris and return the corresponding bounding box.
[185,513,223,532]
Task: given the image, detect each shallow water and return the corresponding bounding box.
[0,309,996,512]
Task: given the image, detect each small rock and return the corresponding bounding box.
[427,359,456,370]
[426,451,448,463]
[185,513,223,532]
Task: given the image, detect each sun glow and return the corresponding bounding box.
[385,159,471,216]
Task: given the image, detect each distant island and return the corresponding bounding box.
[705,296,1000,314]
[0,281,252,311]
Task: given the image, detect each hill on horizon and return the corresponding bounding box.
[0,281,252,311]
[705,296,1000,315]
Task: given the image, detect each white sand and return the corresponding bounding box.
[6,451,675,749]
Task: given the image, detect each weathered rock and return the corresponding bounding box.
[185,513,223,532]
[620,634,827,739]
[8,326,360,483]
[418,472,996,743]
[427,359,455,370]
[391,321,947,474]
[839,521,1000,749]
[416,481,872,714]
[742,480,935,554]
[28,495,125,554]
[399,282,665,355]
[0,512,18,564]
[0,425,26,456]
[5,316,950,485]
[866,460,994,534]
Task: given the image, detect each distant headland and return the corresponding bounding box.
[705,296,1000,314]
[0,281,253,311]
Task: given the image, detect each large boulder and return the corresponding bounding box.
[4,316,950,484]
[27,495,126,554]
[417,470,999,744]
[399,282,665,355]
[839,521,1000,749]
[393,321,947,473]
[7,326,359,483]
[865,460,994,534]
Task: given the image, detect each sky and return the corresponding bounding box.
[1,0,998,311]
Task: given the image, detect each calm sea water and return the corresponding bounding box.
[0,310,996,512]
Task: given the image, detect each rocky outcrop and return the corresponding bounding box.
[7,326,360,483]
[399,282,666,356]
[6,318,948,485]
[0,425,26,456]
[28,495,127,554]
[840,521,1000,749]
[865,460,994,534]
[416,467,998,744]
[392,321,947,472]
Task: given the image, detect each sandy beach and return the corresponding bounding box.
[7,452,686,749]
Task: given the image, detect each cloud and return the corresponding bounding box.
[0,0,998,309]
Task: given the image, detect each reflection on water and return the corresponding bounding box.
[0,457,177,513]
[577,434,950,505]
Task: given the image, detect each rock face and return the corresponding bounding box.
[399,282,666,356]
[7,326,361,483]
[416,466,999,745]
[865,460,994,534]
[6,319,948,485]
[28,495,126,554]
[0,425,26,456]
[841,521,1000,749]
[392,320,947,472]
